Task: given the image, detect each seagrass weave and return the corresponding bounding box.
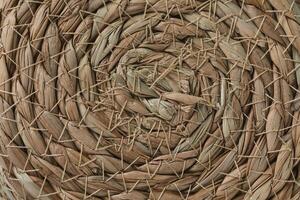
[1,0,300,199]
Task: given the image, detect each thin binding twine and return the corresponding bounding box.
[0,0,300,199]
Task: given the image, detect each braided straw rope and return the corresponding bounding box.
[1,0,300,199]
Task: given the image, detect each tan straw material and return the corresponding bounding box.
[0,0,300,199]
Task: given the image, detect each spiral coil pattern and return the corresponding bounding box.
[1,0,300,199]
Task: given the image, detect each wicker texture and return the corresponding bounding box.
[0,0,300,199]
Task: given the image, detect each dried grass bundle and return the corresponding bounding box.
[0,0,300,199]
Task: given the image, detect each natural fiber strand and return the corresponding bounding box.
[0,0,300,199]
